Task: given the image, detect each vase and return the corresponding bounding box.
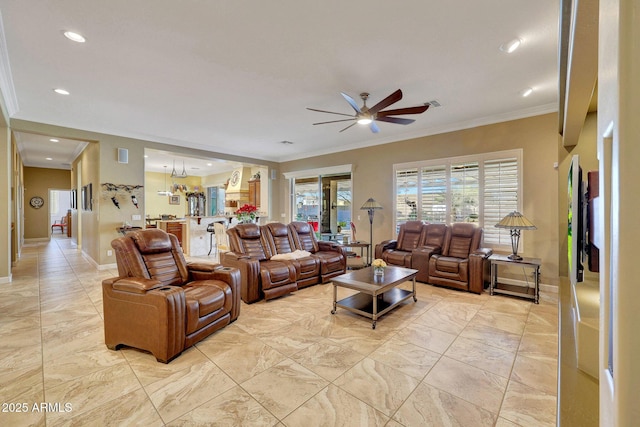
[374,266,385,277]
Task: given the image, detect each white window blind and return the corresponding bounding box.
[450,162,479,223]
[395,168,418,225]
[483,157,519,245]
[420,165,447,223]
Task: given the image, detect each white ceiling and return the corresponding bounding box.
[0,1,559,169]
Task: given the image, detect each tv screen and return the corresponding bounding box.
[568,155,584,285]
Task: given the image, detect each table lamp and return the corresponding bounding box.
[360,198,383,265]
[495,211,537,260]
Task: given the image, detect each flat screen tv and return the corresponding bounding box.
[568,155,584,285]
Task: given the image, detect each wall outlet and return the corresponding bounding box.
[132,214,141,220]
[357,215,361,221]
[281,213,286,218]
[107,249,113,257]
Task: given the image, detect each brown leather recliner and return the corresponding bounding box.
[289,221,347,283]
[222,223,298,303]
[428,223,492,293]
[375,221,427,267]
[263,222,320,289]
[102,229,241,363]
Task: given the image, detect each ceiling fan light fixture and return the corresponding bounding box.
[500,38,522,53]
[357,117,372,125]
[63,31,86,43]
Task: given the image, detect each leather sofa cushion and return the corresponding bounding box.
[311,252,343,274]
[435,256,461,274]
[131,229,173,254]
[142,251,185,286]
[259,260,296,289]
[236,224,261,239]
[383,250,412,267]
[183,280,232,334]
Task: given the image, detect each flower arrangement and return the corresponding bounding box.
[372,258,387,276]
[372,259,387,269]
[235,203,258,223]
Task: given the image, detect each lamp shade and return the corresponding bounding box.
[495,211,536,230]
[360,198,383,210]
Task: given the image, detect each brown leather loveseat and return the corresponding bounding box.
[375,221,447,283]
[102,229,241,363]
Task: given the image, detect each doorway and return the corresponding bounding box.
[49,189,71,237]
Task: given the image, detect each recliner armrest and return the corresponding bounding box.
[111,277,164,294]
[220,251,262,303]
[471,247,493,258]
[374,239,397,259]
[318,241,347,258]
[187,261,219,273]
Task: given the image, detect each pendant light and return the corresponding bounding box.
[171,160,188,179]
[157,166,173,196]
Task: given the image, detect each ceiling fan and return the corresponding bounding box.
[307,89,429,133]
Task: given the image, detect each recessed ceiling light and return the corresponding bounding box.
[521,87,534,97]
[500,38,522,53]
[63,31,86,43]
[143,155,148,158]
[49,138,59,142]
[45,157,53,161]
[54,88,70,95]
[207,163,213,166]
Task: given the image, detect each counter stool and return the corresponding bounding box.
[207,222,217,256]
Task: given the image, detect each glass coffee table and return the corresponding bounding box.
[331,266,418,329]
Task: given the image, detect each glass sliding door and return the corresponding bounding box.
[292,173,352,241]
[293,177,321,234]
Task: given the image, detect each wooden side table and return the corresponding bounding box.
[489,254,541,304]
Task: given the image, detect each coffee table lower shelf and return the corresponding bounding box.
[332,288,416,329]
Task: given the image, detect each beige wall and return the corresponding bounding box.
[23,167,71,239]
[280,113,561,285]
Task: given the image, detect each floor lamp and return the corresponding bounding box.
[495,211,537,260]
[360,198,382,265]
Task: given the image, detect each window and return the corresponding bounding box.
[393,149,522,250]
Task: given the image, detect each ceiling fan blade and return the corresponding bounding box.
[306,107,354,117]
[367,89,403,115]
[340,92,362,113]
[369,121,380,133]
[339,122,358,132]
[377,105,429,116]
[376,116,415,125]
[313,118,356,125]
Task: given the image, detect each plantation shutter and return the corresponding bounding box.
[483,157,519,245]
[450,162,479,223]
[395,168,418,227]
[420,165,447,223]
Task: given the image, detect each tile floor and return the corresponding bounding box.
[0,235,558,426]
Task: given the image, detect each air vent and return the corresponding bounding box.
[425,100,441,107]
[280,140,294,145]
